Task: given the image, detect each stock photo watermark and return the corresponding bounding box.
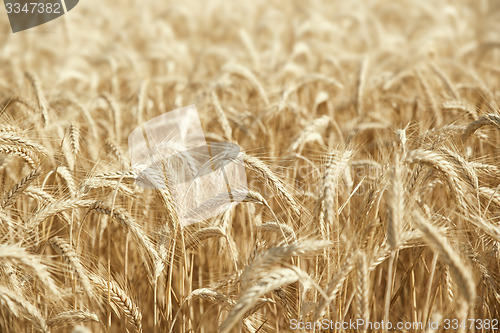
[128,105,248,227]
[3,0,79,32]
[127,105,382,226]
[290,318,499,331]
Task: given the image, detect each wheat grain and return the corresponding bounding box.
[223,64,269,106]
[187,287,233,304]
[0,132,49,157]
[441,101,478,120]
[314,253,355,320]
[104,139,125,166]
[429,62,458,99]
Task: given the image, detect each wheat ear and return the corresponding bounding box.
[50,236,93,296]
[68,123,80,156]
[462,113,500,140]
[90,275,142,333]
[314,253,355,320]
[185,226,225,249]
[211,91,233,141]
[0,145,38,169]
[2,168,40,209]
[0,286,48,332]
[239,152,300,216]
[288,115,330,153]
[0,132,49,157]
[220,268,299,332]
[355,251,370,333]
[0,244,59,296]
[387,154,404,250]
[25,72,49,127]
[257,222,297,242]
[413,212,476,305]
[89,201,161,280]
[241,240,330,289]
[321,149,353,238]
[47,310,99,328]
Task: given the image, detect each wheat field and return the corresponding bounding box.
[0,0,499,332]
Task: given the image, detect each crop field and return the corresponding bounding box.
[0,0,499,332]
